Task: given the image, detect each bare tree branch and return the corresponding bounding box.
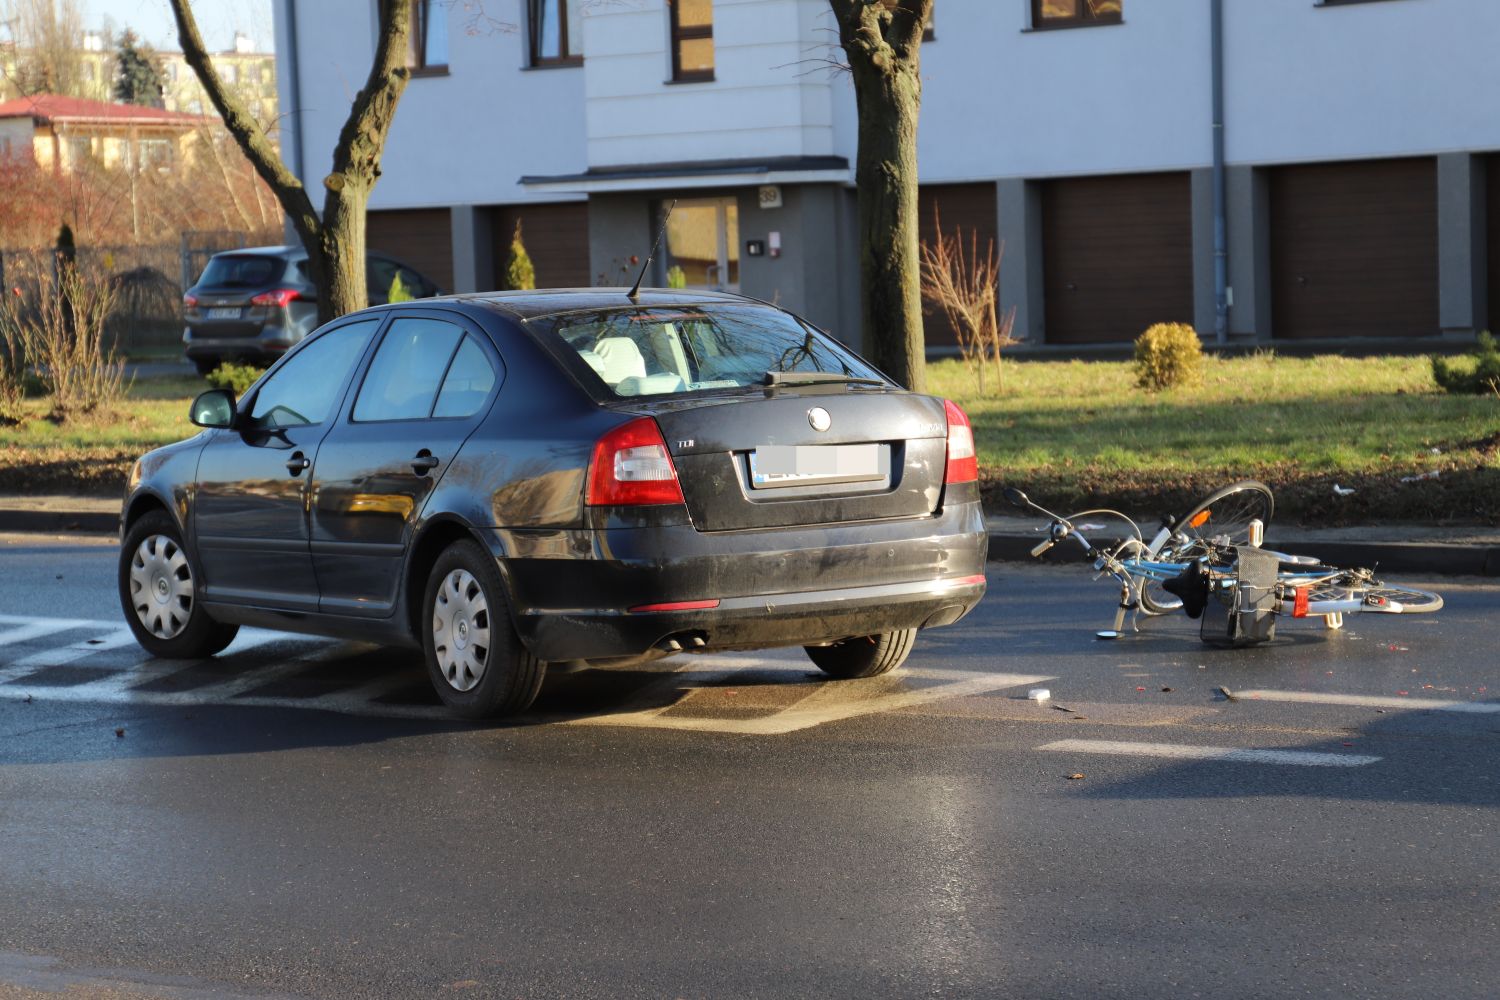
[166,0,319,244]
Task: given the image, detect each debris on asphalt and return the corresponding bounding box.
[1332,484,1356,497]
[1066,773,1085,780]
[1218,686,1239,702]
[1161,686,1174,693]
[1397,690,1410,696]
[1051,703,1073,712]
[1136,686,1146,692]
[114,727,125,738]
[1027,687,1051,702]
[22,693,32,704]
[1388,644,1410,652]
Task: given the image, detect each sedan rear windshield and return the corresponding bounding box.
[196,255,286,288]
[536,305,886,398]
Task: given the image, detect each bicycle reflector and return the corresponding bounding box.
[1292,587,1309,618]
[1189,510,1212,529]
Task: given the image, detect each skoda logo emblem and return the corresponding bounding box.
[808,407,831,432]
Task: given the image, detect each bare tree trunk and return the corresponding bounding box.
[167,0,412,325]
[829,0,932,393]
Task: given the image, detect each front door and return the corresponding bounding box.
[309,314,503,617]
[193,318,380,610]
[663,197,740,292]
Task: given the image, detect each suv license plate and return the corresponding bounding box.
[750,444,883,489]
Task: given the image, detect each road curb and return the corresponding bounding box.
[986,532,1500,577]
[0,508,118,536]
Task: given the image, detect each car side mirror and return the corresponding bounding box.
[190,388,237,429]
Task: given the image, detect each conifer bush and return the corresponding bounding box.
[1133,322,1204,391]
[504,221,535,290]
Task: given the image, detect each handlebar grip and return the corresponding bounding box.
[1030,537,1057,558]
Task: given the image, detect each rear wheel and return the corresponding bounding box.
[192,357,219,377]
[805,629,916,679]
[423,540,546,719]
[1168,480,1275,557]
[1306,580,1444,614]
[118,510,239,658]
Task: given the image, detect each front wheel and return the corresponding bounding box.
[118,510,239,658]
[805,629,917,679]
[1307,580,1444,614]
[423,540,546,719]
[1158,480,1275,559]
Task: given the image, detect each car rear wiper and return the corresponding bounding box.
[762,371,887,391]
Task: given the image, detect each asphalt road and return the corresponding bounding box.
[0,534,1496,1000]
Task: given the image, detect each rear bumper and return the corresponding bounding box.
[496,499,988,661]
[183,321,300,363]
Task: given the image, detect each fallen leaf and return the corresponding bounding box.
[1217,686,1238,702]
[1066,773,1085,780]
[1161,686,1174,693]
[1072,715,1087,721]
[1136,686,1146,692]
[114,728,125,738]
[1397,690,1409,696]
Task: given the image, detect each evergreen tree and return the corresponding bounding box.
[504,221,536,291]
[113,30,164,107]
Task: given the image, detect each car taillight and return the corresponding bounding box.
[943,399,977,485]
[182,294,198,308]
[586,417,685,506]
[250,288,299,307]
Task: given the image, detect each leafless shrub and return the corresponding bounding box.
[920,209,1016,395]
[0,290,25,424]
[4,263,127,420]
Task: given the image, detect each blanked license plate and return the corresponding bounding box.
[749,444,885,489]
[207,307,240,319]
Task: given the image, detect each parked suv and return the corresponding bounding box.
[182,246,442,374]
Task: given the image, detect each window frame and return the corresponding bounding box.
[528,0,583,68]
[1029,0,1123,31]
[407,0,449,77]
[670,0,714,84]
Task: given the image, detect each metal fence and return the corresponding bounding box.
[0,231,265,352]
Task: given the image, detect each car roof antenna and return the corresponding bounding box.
[627,199,676,302]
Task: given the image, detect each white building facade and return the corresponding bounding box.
[274,0,1500,350]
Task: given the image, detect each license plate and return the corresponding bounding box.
[749,444,884,489]
[207,307,240,320]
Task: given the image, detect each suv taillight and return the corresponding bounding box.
[943,399,977,485]
[250,288,299,307]
[586,417,685,506]
[182,294,198,308]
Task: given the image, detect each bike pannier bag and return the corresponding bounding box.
[1200,546,1279,647]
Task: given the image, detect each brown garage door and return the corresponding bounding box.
[1487,155,1500,332]
[1041,172,1193,344]
[1270,158,1437,339]
[918,183,998,348]
[491,202,591,290]
[366,208,453,292]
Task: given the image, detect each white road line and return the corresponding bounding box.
[8,629,139,670]
[0,619,95,649]
[1038,738,1381,768]
[1232,689,1500,715]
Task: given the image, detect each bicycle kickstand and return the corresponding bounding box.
[1096,582,1140,640]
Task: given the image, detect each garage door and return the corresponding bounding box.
[1041,172,1193,344]
[918,183,998,348]
[491,202,591,290]
[1487,155,1500,332]
[366,208,453,293]
[1270,158,1437,339]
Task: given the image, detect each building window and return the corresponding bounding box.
[529,0,582,65]
[1032,0,1123,29]
[409,0,449,74]
[671,0,713,83]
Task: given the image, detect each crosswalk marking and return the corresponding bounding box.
[9,629,139,670]
[1230,689,1500,715]
[1039,738,1382,768]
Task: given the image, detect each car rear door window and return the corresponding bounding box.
[197,254,284,288]
[250,319,378,428]
[432,336,497,418]
[353,317,464,422]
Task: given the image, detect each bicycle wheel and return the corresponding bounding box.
[1304,581,1444,614]
[1138,576,1183,615]
[1168,480,1275,557]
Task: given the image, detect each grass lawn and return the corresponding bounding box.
[0,375,204,496]
[2,354,1497,523]
[935,353,1500,524]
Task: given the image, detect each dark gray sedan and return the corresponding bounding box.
[120,290,987,718]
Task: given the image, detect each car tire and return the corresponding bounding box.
[804,629,917,679]
[119,510,240,658]
[423,540,546,719]
[192,358,219,377]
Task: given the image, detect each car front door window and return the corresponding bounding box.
[251,321,379,428]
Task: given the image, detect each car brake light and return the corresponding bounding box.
[182,294,198,308]
[586,417,685,506]
[943,399,977,485]
[250,288,299,307]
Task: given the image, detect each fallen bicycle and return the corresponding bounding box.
[1003,480,1443,647]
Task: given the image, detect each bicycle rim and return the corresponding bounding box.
[1170,481,1274,556]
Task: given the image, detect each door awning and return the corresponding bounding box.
[520,155,851,194]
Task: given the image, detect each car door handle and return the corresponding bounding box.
[411,450,440,475]
[286,452,310,476]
